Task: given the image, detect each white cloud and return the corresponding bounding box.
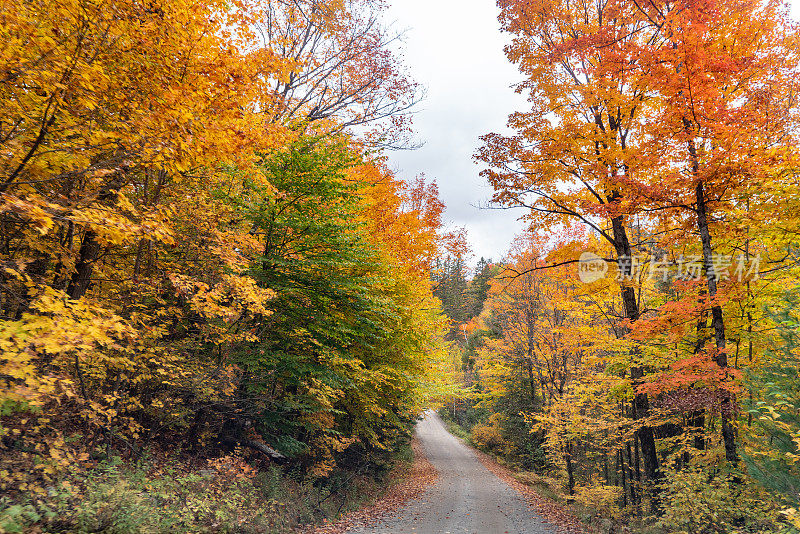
[384,0,528,264]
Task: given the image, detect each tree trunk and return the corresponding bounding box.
[610,214,660,485]
[525,357,537,407]
[627,441,638,508]
[565,441,575,495]
[66,173,125,299]
[67,229,102,299]
[694,179,738,464]
[687,308,708,453]
[620,448,628,508]
[634,435,642,517]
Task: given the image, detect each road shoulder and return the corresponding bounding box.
[473,449,587,534]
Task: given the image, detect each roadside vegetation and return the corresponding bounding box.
[429,0,800,531]
[1,441,420,534]
[437,229,800,533]
[0,0,453,532]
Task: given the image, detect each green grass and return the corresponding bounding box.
[442,419,472,443]
[437,409,474,444]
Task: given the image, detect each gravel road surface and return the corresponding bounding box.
[346,411,557,534]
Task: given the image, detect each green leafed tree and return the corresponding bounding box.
[223,138,440,474]
[743,292,800,506]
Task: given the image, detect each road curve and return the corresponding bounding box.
[346,411,557,534]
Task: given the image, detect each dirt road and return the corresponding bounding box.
[346,411,557,534]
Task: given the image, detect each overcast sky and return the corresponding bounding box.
[384,0,527,267]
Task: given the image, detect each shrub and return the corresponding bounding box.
[572,481,622,521]
[471,413,509,455]
[657,466,780,533]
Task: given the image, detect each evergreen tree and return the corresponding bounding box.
[433,254,468,331]
[464,257,500,320]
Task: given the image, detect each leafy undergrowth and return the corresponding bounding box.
[301,435,437,534]
[0,446,411,534]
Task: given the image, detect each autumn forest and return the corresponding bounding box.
[3,0,800,532]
